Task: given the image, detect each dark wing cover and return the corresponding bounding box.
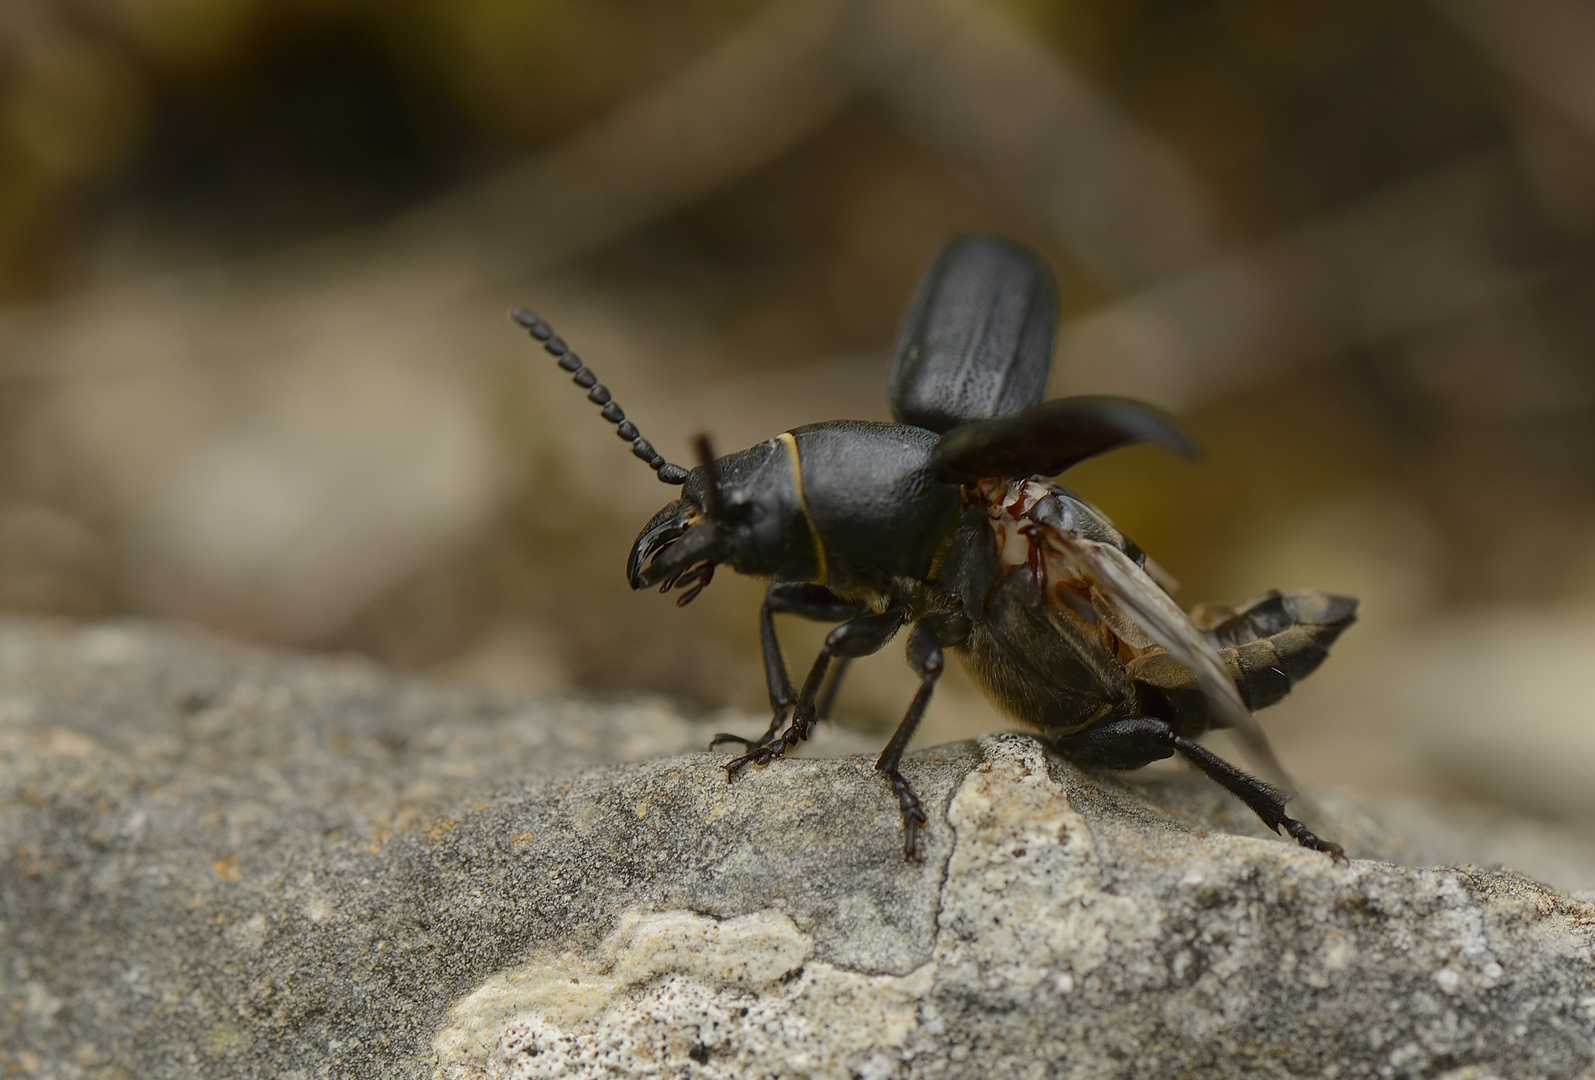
[931,396,1196,483]
[888,235,1059,434]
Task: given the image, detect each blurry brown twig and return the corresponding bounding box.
[843,0,1219,287]
[1053,148,1565,409]
[1430,0,1595,142]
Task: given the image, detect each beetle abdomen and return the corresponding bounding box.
[959,568,1132,736]
[1196,590,1358,711]
[1130,590,1358,731]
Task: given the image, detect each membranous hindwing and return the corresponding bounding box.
[996,479,1298,787]
[948,481,1138,736]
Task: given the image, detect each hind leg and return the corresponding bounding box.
[1055,717,1345,862]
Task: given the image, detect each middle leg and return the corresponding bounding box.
[875,621,946,861]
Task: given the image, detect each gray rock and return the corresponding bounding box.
[3,619,1595,1079]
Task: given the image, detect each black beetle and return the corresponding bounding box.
[513,235,1356,861]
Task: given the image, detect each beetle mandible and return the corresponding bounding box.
[513,235,1356,862]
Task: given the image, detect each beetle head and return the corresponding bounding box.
[628,434,821,605]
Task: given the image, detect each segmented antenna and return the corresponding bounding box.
[511,307,689,485]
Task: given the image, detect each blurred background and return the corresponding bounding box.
[1,0,1594,825]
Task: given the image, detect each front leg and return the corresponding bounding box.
[724,606,906,776]
[710,583,868,752]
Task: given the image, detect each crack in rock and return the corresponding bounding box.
[435,735,1595,1080]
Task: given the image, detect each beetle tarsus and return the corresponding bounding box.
[1167,732,1344,860]
[708,727,768,752]
[709,698,791,759]
[716,704,814,778]
[713,584,870,763]
[723,727,800,777]
[884,770,927,862]
[1281,818,1347,863]
[708,730,764,753]
[712,661,848,776]
[718,608,906,789]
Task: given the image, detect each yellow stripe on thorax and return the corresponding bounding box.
[777,431,828,586]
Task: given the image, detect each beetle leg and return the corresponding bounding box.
[723,606,905,775]
[1053,716,1177,770]
[709,583,868,752]
[875,622,945,862]
[814,658,850,722]
[1170,732,1346,862]
[703,583,790,752]
[1055,716,1346,862]
[762,583,869,719]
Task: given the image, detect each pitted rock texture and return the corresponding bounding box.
[2,618,1595,1079]
[437,739,1595,1080]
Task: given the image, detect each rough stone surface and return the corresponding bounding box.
[4,619,1595,1078]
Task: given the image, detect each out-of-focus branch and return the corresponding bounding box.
[843,0,1219,287]
[1052,149,1565,408]
[1429,0,1595,142]
[392,0,858,286]
[0,0,860,375]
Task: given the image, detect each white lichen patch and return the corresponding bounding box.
[432,909,933,1080]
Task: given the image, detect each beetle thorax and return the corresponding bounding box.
[789,421,962,586]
